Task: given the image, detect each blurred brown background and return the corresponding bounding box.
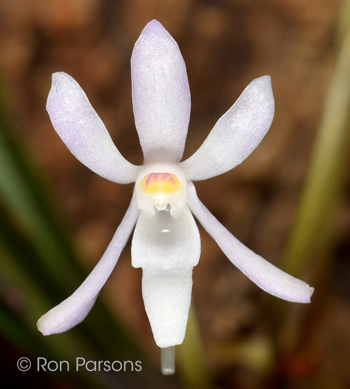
[1,0,350,388]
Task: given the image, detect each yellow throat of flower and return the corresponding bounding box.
[140,172,181,195]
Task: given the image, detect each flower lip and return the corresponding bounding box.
[135,162,187,218]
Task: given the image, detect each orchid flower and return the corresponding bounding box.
[37,19,314,375]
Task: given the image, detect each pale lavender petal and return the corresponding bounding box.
[37,193,140,335]
[181,76,274,181]
[47,72,140,183]
[131,20,191,163]
[187,182,314,303]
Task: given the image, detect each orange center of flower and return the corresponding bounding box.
[140,173,181,194]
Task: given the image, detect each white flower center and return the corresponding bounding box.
[135,162,187,218]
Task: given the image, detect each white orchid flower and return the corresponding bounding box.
[37,19,314,374]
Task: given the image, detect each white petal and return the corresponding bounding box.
[47,72,140,183]
[181,76,274,180]
[37,194,140,335]
[131,206,200,347]
[142,268,193,348]
[187,182,314,303]
[131,20,191,163]
[131,206,200,270]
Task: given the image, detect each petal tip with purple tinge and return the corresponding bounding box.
[142,19,166,35]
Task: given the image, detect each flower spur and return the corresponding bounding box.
[37,19,314,374]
